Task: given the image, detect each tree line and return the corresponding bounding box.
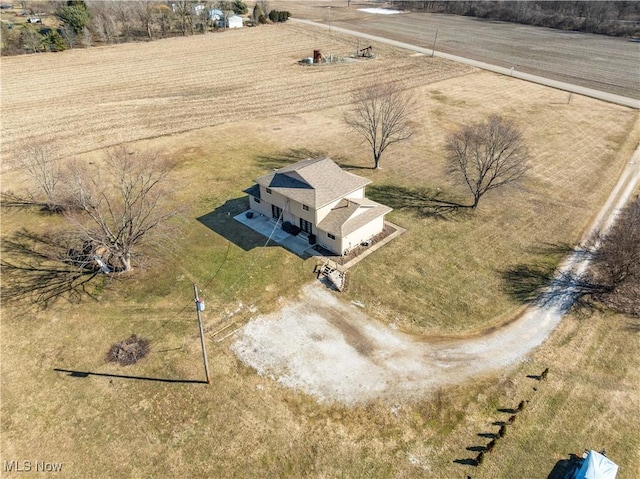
[390,1,640,37]
[1,0,290,56]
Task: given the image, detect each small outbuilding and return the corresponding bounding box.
[227,15,243,29]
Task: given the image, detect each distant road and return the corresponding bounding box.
[292,12,639,108]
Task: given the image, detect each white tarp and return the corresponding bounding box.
[573,451,618,479]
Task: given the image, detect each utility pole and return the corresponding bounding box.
[193,284,211,384]
[431,29,438,57]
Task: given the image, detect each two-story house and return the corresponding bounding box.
[244,157,392,255]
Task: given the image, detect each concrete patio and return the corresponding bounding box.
[234,210,406,272]
[234,210,319,259]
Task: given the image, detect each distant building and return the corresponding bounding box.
[227,15,243,29]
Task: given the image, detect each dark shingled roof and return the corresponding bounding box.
[243,184,261,199]
[254,157,371,209]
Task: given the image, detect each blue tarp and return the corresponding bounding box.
[573,451,618,479]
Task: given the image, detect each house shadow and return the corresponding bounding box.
[255,148,326,171]
[196,197,276,251]
[367,184,466,220]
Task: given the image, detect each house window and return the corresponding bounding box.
[272,205,283,220]
[253,197,261,203]
[302,204,309,211]
[327,233,336,240]
[300,218,312,234]
[266,188,272,194]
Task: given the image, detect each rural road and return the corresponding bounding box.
[233,145,640,404]
[291,18,640,109]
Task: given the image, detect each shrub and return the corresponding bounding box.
[232,0,248,15]
[268,10,290,23]
[45,30,66,52]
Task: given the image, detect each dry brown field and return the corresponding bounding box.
[1,22,472,163]
[1,19,639,479]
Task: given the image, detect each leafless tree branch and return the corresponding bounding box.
[446,115,529,208]
[63,146,177,272]
[345,82,415,169]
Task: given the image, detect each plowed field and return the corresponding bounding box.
[1,23,473,163]
[273,0,640,100]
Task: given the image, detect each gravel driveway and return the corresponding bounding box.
[232,147,640,404]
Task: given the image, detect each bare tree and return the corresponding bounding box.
[173,0,193,36]
[91,2,119,44]
[446,115,529,208]
[10,139,63,211]
[257,0,269,17]
[133,0,158,39]
[114,1,135,42]
[60,24,77,48]
[21,27,44,53]
[588,195,640,315]
[64,146,176,272]
[344,82,415,169]
[193,2,210,33]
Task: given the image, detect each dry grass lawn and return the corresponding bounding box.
[1,19,639,478]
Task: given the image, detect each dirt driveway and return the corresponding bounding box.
[232,146,640,404]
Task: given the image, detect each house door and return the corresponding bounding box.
[272,205,283,220]
[300,218,312,235]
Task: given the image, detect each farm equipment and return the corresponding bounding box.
[298,49,329,65]
[357,45,374,58]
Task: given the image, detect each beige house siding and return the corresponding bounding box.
[341,216,385,253]
[245,158,390,255]
[249,196,270,217]
[316,216,384,255]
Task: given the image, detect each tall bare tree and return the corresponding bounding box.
[64,146,176,272]
[21,28,44,53]
[257,0,269,17]
[133,1,158,39]
[11,139,63,211]
[588,195,640,315]
[446,115,529,208]
[174,0,193,36]
[345,82,415,169]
